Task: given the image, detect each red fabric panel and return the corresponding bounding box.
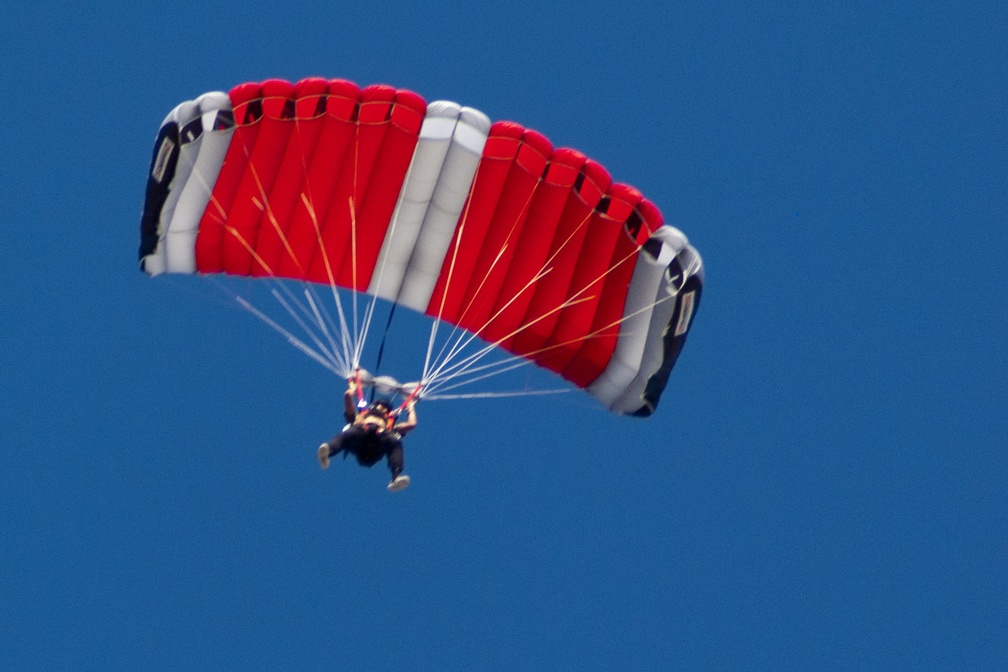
[454,129,553,336]
[562,184,648,387]
[186,78,666,394]
[275,80,361,279]
[221,79,297,276]
[194,82,263,273]
[425,122,524,322]
[483,148,586,348]
[633,198,663,244]
[533,182,640,379]
[305,85,396,283]
[336,89,426,290]
[193,78,425,291]
[509,159,611,360]
[253,77,330,277]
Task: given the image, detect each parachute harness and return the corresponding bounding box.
[352,367,421,432]
[354,368,367,410]
[386,383,422,431]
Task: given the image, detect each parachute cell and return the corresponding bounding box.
[139,78,704,416]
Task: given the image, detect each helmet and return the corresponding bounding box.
[367,399,393,416]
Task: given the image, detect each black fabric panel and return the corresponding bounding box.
[629,271,703,418]
[138,122,179,268]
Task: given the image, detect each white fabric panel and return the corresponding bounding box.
[587,226,689,409]
[611,233,704,415]
[396,105,491,313]
[369,101,464,302]
[164,92,233,273]
[140,248,167,276]
[141,102,197,276]
[141,93,232,275]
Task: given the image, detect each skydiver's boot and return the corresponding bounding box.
[317,443,331,469]
[387,470,410,492]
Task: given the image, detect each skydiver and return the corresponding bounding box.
[316,376,417,492]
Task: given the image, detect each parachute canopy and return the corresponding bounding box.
[139,78,703,416]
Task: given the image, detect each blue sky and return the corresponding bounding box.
[2,2,1006,670]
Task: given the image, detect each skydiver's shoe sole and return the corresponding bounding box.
[387,474,411,492]
[317,444,330,469]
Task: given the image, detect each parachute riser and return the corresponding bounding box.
[351,367,423,417]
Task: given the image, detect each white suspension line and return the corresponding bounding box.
[268,288,344,371]
[423,388,571,401]
[234,296,341,375]
[422,357,535,397]
[302,288,347,374]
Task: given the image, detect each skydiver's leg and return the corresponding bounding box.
[385,438,404,477]
[318,427,364,469]
[384,435,409,491]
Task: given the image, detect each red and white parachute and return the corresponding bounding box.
[139,78,703,416]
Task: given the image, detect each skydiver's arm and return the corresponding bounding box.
[394,402,418,436]
[343,380,359,423]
